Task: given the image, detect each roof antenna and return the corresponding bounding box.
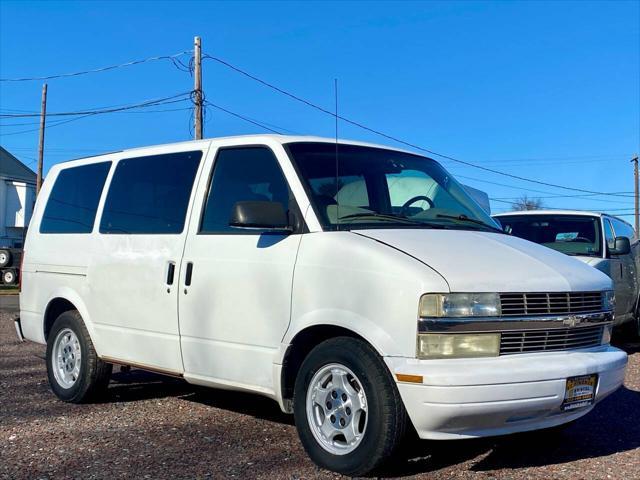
[334,78,339,231]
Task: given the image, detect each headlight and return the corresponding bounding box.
[602,291,615,312]
[419,293,501,318]
[417,333,500,359]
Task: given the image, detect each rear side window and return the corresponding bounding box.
[200,147,290,233]
[40,162,111,234]
[100,151,202,234]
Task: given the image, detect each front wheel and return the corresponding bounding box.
[293,337,407,476]
[46,310,112,403]
[0,249,10,267]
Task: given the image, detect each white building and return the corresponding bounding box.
[0,146,36,248]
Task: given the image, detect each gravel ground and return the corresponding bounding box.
[1,301,639,479]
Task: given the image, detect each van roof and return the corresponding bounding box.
[493,210,606,218]
[65,134,420,163]
[493,209,633,226]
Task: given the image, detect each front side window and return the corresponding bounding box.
[286,142,499,232]
[40,162,111,234]
[499,215,603,257]
[100,151,202,234]
[604,219,616,250]
[610,218,635,241]
[200,147,291,233]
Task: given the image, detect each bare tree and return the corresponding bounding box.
[512,195,545,211]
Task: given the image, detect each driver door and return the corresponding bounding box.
[178,144,304,392]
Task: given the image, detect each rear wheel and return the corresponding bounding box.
[2,269,16,285]
[46,310,112,403]
[293,337,407,476]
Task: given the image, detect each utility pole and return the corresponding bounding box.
[36,83,48,195]
[633,154,639,234]
[193,36,203,140]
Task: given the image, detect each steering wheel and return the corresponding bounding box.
[400,195,434,216]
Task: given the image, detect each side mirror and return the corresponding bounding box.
[610,236,631,256]
[230,201,292,232]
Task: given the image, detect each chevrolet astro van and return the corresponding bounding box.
[17,136,627,475]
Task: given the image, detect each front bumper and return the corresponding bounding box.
[386,346,627,439]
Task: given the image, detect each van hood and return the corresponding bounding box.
[355,229,613,293]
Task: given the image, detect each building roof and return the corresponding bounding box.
[0,146,36,182]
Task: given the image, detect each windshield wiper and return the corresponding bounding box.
[435,214,504,234]
[339,212,423,224]
[338,212,444,228]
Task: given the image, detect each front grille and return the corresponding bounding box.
[500,292,603,317]
[500,324,604,355]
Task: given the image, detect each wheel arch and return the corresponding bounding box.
[42,289,98,351]
[279,323,387,408]
[44,297,77,340]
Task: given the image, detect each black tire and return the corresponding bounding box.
[293,337,407,476]
[0,249,10,268]
[46,310,112,403]
[2,269,16,285]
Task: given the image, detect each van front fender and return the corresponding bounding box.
[279,308,406,364]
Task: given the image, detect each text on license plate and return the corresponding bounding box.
[562,374,598,411]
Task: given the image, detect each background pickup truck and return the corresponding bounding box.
[0,247,22,285]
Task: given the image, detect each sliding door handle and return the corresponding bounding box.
[185,262,193,286]
[166,262,175,285]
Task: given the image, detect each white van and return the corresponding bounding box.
[494,211,638,332]
[17,136,627,475]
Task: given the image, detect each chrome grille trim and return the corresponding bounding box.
[500,325,604,355]
[418,312,613,333]
[500,292,604,316]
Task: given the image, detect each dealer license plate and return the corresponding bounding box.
[561,374,597,411]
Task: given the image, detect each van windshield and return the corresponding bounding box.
[497,214,602,257]
[286,142,500,232]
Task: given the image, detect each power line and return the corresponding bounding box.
[1,114,92,136]
[490,198,635,212]
[449,154,633,167]
[0,51,191,82]
[492,193,633,200]
[204,100,283,134]
[490,194,633,205]
[0,104,195,127]
[0,93,193,136]
[202,53,631,199]
[456,173,634,203]
[0,92,192,119]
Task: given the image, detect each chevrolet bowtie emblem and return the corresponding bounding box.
[562,316,581,327]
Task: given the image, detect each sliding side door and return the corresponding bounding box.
[87,146,206,374]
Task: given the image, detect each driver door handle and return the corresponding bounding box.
[185,262,193,286]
